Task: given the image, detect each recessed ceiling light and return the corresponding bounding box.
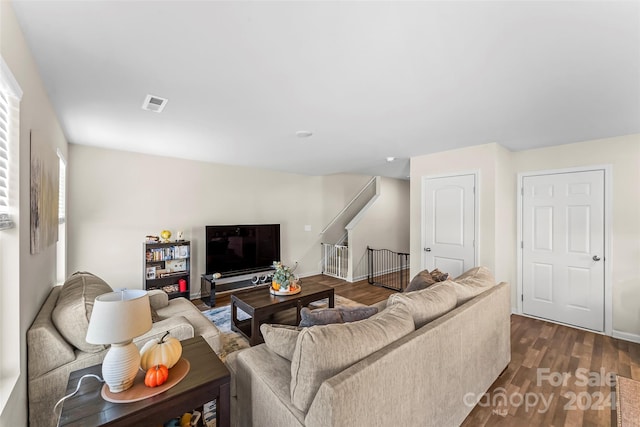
[386,157,395,162]
[296,131,313,138]
[142,94,168,113]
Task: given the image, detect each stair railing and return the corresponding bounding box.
[367,246,410,291]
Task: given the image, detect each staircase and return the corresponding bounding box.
[320,177,378,280]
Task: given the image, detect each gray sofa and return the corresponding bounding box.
[228,267,511,427]
[27,273,222,427]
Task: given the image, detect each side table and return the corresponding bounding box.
[57,336,230,427]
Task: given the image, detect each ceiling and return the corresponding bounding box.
[11,1,640,179]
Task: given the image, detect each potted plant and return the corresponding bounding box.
[271,261,298,292]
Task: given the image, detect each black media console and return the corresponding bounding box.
[200,272,273,306]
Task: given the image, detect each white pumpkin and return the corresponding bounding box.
[140,331,182,370]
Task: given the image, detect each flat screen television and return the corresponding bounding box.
[205,224,281,276]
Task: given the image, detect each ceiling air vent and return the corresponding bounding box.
[142,94,168,113]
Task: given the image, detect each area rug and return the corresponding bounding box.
[616,375,640,427]
[203,295,362,361]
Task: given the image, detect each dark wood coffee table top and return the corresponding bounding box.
[57,336,230,427]
[231,282,334,345]
[232,282,333,308]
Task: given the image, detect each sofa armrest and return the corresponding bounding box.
[369,299,387,313]
[148,289,169,310]
[27,320,75,380]
[134,315,195,349]
[27,286,76,379]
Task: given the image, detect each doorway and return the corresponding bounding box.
[520,168,609,332]
[421,173,477,278]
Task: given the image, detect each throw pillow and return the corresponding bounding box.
[260,324,301,361]
[290,303,414,412]
[298,306,378,327]
[52,271,113,353]
[429,268,449,282]
[405,269,436,292]
[387,282,457,328]
[449,266,496,305]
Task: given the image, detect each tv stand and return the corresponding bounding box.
[200,271,273,306]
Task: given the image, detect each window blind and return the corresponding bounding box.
[0,90,12,230]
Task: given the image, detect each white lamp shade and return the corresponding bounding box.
[86,290,152,345]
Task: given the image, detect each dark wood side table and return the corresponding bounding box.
[231,282,335,346]
[57,336,230,427]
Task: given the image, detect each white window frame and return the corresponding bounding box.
[0,55,23,412]
[56,150,67,283]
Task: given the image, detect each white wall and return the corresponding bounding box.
[68,144,373,296]
[349,177,410,281]
[512,134,640,338]
[410,135,640,338]
[0,1,68,424]
[410,143,505,280]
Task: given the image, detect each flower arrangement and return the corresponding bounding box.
[272,261,297,291]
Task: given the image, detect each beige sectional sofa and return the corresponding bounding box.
[27,272,222,427]
[228,267,511,427]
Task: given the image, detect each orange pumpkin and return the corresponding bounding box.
[144,364,169,388]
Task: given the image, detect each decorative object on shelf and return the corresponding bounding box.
[176,230,184,241]
[85,289,152,393]
[140,331,182,370]
[271,261,300,295]
[144,364,169,388]
[179,278,187,292]
[162,284,179,293]
[160,229,172,243]
[145,235,160,243]
[145,266,156,280]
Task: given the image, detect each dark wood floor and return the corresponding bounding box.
[192,274,640,427]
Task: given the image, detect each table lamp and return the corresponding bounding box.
[86,289,152,393]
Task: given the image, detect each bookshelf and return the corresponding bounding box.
[144,241,191,299]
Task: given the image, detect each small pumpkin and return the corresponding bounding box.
[140,331,182,370]
[144,364,169,388]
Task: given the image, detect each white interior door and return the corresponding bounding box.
[422,174,476,278]
[522,170,605,331]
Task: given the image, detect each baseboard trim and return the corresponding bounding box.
[613,330,640,344]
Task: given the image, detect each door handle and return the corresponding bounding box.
[424,248,431,252]
[592,255,601,261]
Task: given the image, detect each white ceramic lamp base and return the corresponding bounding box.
[102,341,141,393]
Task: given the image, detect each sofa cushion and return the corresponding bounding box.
[290,303,415,412]
[387,282,457,328]
[449,266,496,305]
[260,324,301,361]
[52,272,112,353]
[298,306,378,327]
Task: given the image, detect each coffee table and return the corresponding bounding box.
[231,282,335,346]
[57,336,230,427]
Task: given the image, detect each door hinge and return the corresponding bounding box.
[521,241,523,249]
[521,294,524,302]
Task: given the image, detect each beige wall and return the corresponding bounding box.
[410,135,640,338]
[349,177,410,281]
[0,1,68,424]
[68,144,373,295]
